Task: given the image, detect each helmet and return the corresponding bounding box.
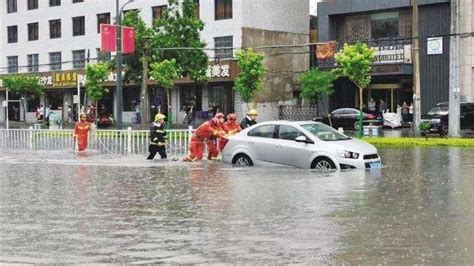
[227,113,237,120]
[155,113,166,121]
[214,113,225,119]
[247,109,258,116]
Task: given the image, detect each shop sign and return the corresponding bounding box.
[372,44,412,64]
[206,64,231,78]
[38,71,78,88]
[427,37,443,55]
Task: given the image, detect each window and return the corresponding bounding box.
[28,0,38,10]
[215,0,232,20]
[96,48,111,62]
[371,12,399,39]
[27,54,39,72]
[73,16,85,36]
[49,52,62,70]
[50,0,61,7]
[152,5,167,22]
[49,19,61,39]
[7,56,18,73]
[28,22,39,41]
[278,126,305,141]
[73,0,84,3]
[97,13,111,33]
[72,50,86,69]
[7,26,18,43]
[248,125,276,138]
[7,0,17,13]
[214,36,233,59]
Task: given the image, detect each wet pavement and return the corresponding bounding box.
[0,147,473,264]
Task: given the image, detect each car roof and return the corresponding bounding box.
[253,121,320,126]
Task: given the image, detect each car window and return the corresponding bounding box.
[301,123,351,141]
[278,125,306,141]
[461,104,474,113]
[332,109,344,115]
[247,125,275,138]
[427,105,449,115]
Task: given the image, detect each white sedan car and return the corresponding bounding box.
[222,121,382,170]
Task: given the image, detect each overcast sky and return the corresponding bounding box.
[310,0,321,15]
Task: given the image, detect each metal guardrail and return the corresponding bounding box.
[0,127,194,156]
[278,105,318,121]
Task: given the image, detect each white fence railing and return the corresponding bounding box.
[0,127,194,157]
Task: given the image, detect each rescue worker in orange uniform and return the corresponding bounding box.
[74,114,91,151]
[184,113,225,162]
[218,113,242,152]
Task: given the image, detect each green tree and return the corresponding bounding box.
[85,63,109,120]
[154,0,208,82]
[298,68,337,102]
[122,10,157,128]
[2,75,44,121]
[334,43,375,135]
[150,59,180,127]
[334,43,375,111]
[234,49,266,108]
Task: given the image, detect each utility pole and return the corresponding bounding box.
[412,0,422,135]
[115,0,124,129]
[449,0,461,137]
[140,40,150,129]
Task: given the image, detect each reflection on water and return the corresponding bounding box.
[0,148,473,264]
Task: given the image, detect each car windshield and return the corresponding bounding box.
[427,105,449,115]
[301,123,350,141]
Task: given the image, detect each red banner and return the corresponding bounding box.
[122,27,135,54]
[316,41,336,60]
[100,24,117,52]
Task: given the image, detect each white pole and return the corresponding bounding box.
[6,88,9,130]
[77,75,81,120]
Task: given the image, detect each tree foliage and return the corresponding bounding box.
[334,43,375,110]
[154,0,208,82]
[298,68,337,101]
[121,10,157,83]
[234,49,266,104]
[2,75,44,96]
[334,43,375,89]
[150,59,180,90]
[85,63,110,102]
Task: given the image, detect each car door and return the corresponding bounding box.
[330,110,344,128]
[273,125,315,168]
[246,124,278,163]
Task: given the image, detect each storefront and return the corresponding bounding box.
[172,60,239,125]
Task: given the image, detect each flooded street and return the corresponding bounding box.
[1,147,473,264]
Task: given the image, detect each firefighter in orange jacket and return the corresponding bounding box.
[218,113,241,152]
[74,114,91,151]
[184,113,225,162]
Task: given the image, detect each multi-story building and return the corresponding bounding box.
[0,0,309,125]
[317,0,461,114]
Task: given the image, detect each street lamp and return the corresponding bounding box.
[115,0,134,129]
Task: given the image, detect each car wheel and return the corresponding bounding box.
[311,157,336,170]
[439,123,449,136]
[232,154,253,167]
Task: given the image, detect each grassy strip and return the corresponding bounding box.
[363,137,474,147]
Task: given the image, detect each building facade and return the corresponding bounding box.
[0,0,309,125]
[317,0,461,114]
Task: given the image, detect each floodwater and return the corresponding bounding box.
[0,147,473,264]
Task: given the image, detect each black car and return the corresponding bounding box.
[421,102,474,136]
[323,108,382,130]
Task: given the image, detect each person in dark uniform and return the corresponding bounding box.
[147,114,167,160]
[240,109,258,129]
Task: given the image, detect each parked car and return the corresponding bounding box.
[323,108,382,130]
[96,114,114,128]
[421,102,474,136]
[222,121,382,170]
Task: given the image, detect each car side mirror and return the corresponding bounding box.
[295,136,314,144]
